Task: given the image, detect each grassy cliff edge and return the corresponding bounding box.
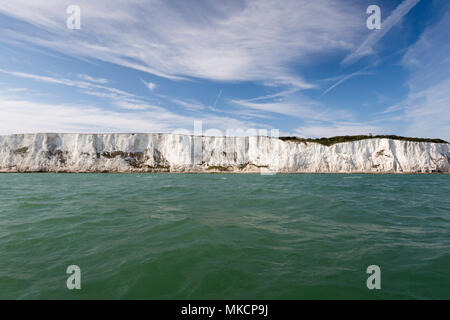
[279,135,448,146]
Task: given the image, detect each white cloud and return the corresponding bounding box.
[0,68,135,99]
[0,67,275,135]
[232,99,315,118]
[4,88,28,93]
[231,92,353,122]
[146,82,157,91]
[0,68,155,111]
[0,98,169,134]
[141,79,157,91]
[0,93,268,136]
[380,8,450,141]
[0,0,364,87]
[398,79,450,140]
[77,74,108,84]
[170,98,206,112]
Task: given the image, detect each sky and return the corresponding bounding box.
[0,0,448,139]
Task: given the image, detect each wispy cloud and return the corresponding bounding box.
[168,98,206,112]
[342,0,420,65]
[0,97,173,134]
[0,0,364,87]
[0,67,271,135]
[400,79,450,140]
[3,87,28,93]
[0,68,133,97]
[0,68,149,108]
[1,0,444,140]
[0,94,267,135]
[379,8,450,140]
[232,92,353,122]
[77,74,108,84]
[141,79,157,91]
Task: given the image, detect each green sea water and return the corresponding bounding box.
[0,173,449,300]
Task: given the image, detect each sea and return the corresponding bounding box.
[0,173,449,299]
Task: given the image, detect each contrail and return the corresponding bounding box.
[343,0,421,65]
[213,89,223,108]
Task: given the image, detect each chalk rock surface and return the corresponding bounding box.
[0,133,449,173]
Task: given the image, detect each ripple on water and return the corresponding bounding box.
[0,173,449,299]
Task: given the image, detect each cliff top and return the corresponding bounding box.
[279,135,448,146]
[0,133,448,147]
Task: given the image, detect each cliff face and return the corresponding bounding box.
[0,133,449,173]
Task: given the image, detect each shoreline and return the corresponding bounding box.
[0,171,448,174]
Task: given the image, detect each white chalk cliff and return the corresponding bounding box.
[0,133,448,173]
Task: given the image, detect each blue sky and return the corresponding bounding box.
[0,0,449,139]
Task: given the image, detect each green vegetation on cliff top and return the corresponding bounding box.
[279,135,448,146]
